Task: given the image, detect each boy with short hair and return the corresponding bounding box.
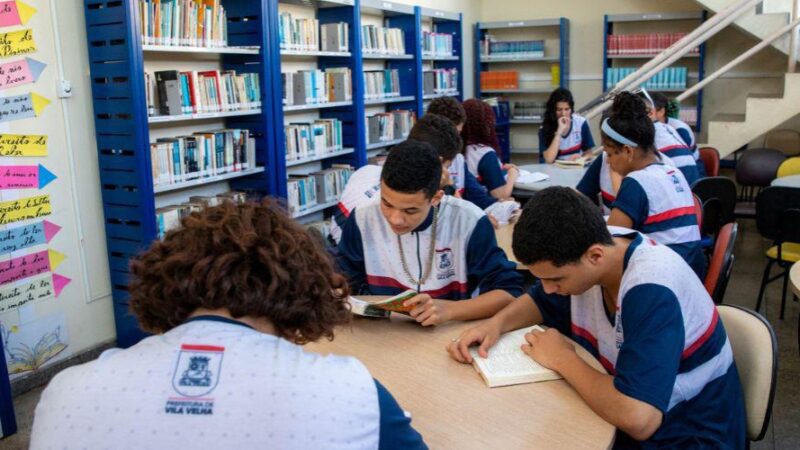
[448,187,745,448]
[337,140,522,326]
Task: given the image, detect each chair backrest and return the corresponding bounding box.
[691,176,737,225]
[717,305,777,442]
[755,186,800,243]
[763,128,800,156]
[705,222,737,303]
[701,197,723,237]
[698,146,720,177]
[735,148,787,187]
[693,194,703,232]
[776,156,800,178]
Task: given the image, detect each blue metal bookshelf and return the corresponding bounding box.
[418,6,463,115]
[602,11,707,132]
[474,18,570,162]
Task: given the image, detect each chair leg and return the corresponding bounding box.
[755,260,774,313]
[781,269,790,320]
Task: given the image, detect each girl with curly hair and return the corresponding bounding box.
[461,98,518,200]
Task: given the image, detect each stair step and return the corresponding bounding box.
[748,93,783,100]
[711,113,746,123]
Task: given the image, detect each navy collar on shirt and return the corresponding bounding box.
[184,314,255,331]
[620,232,644,272]
[411,205,436,233]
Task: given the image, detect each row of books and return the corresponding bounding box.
[606,33,699,56]
[512,101,545,121]
[288,166,353,214]
[150,129,256,187]
[423,69,459,96]
[605,67,688,91]
[367,110,415,145]
[278,13,349,53]
[422,31,454,57]
[156,191,248,239]
[284,119,343,163]
[480,36,544,58]
[480,71,519,90]
[139,0,227,47]
[361,25,406,55]
[281,68,352,106]
[364,69,401,99]
[145,69,261,117]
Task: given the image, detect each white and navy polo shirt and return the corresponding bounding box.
[447,154,466,195]
[654,121,699,185]
[538,113,596,161]
[330,164,383,244]
[529,228,745,448]
[337,195,522,299]
[465,144,506,192]
[667,117,705,177]
[612,163,705,278]
[31,316,427,449]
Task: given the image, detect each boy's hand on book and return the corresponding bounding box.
[520,327,576,372]
[404,294,452,327]
[446,322,502,364]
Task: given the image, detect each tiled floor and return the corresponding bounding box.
[2,218,799,449]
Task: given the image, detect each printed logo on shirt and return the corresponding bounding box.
[435,248,455,280]
[668,170,685,193]
[363,184,381,199]
[165,344,224,416]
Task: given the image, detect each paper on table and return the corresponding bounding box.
[470,325,562,387]
[484,200,520,226]
[516,170,549,184]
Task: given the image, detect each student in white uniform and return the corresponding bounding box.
[462,98,519,200]
[31,200,427,450]
[651,92,705,177]
[539,88,596,163]
[638,91,700,185]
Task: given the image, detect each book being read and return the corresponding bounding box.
[348,290,418,318]
[553,147,604,169]
[470,325,563,388]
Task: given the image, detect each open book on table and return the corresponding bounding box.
[554,147,603,169]
[348,290,418,318]
[470,325,563,388]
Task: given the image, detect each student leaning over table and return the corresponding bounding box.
[30,200,427,450]
[447,187,745,449]
[337,140,523,326]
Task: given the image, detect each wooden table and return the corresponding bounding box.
[496,222,525,270]
[791,261,800,298]
[308,310,616,449]
[513,163,587,197]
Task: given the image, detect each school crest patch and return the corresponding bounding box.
[165,344,224,415]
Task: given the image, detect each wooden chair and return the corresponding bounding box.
[698,146,720,177]
[704,222,737,304]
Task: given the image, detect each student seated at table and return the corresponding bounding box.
[448,187,746,449]
[539,88,596,164]
[427,97,497,210]
[462,98,519,200]
[602,92,706,279]
[337,140,522,326]
[651,92,705,177]
[30,200,427,450]
[638,90,700,185]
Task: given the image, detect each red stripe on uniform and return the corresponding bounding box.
[424,281,468,298]
[682,308,719,359]
[181,344,225,352]
[601,190,616,202]
[571,324,616,374]
[643,206,696,225]
[658,144,688,153]
[337,202,350,218]
[366,275,411,290]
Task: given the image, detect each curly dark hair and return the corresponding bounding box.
[381,140,442,199]
[408,113,462,162]
[129,199,351,343]
[461,98,500,153]
[512,187,613,266]
[602,91,656,153]
[426,97,466,127]
[541,88,575,147]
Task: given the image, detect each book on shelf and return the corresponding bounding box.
[284,118,343,162]
[150,129,256,187]
[321,23,349,52]
[605,66,687,91]
[278,13,318,51]
[606,33,700,56]
[361,25,406,55]
[156,190,248,239]
[423,68,459,96]
[366,110,415,145]
[282,68,352,106]
[347,290,418,317]
[512,101,545,121]
[139,0,228,47]
[421,31,453,57]
[480,71,519,90]
[147,69,261,117]
[364,69,401,100]
[470,325,562,388]
[287,165,353,215]
[480,35,544,58]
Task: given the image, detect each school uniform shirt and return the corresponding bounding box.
[667,117,705,178]
[537,114,596,161]
[30,316,426,450]
[654,121,700,185]
[465,144,506,192]
[529,228,746,449]
[330,165,383,244]
[337,195,522,299]
[612,162,706,279]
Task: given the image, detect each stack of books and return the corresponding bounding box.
[281,68,352,106]
[366,110,415,144]
[156,191,248,239]
[145,70,261,117]
[422,31,453,57]
[480,71,519,90]
[139,0,228,47]
[607,33,699,56]
[361,25,406,55]
[605,67,688,91]
[284,119,343,162]
[480,36,544,58]
[512,101,545,121]
[364,69,401,100]
[287,165,353,214]
[278,12,349,52]
[423,69,459,96]
[150,129,256,187]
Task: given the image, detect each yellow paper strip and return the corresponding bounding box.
[0,134,47,156]
[0,194,51,225]
[0,28,35,58]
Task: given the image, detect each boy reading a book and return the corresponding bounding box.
[337,140,523,326]
[447,187,745,448]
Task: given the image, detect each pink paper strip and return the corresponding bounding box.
[0,249,50,285]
